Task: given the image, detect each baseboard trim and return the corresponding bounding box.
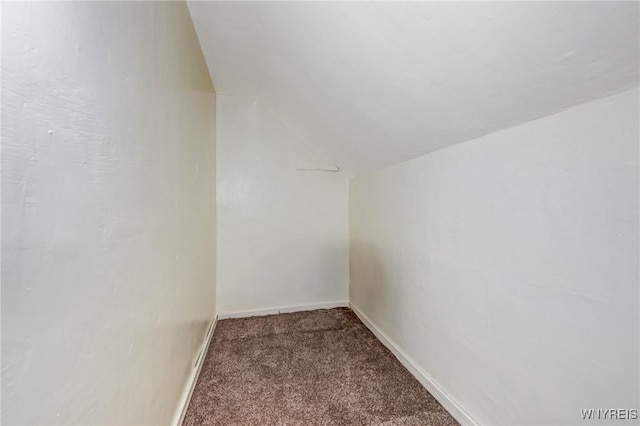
[349,302,478,426]
[172,314,218,426]
[217,300,349,320]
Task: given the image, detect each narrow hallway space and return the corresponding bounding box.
[183,308,457,426]
[2,1,637,424]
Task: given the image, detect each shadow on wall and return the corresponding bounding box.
[350,240,395,326]
[316,239,350,300]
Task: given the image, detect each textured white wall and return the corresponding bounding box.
[216,96,349,314]
[1,2,216,425]
[350,88,639,425]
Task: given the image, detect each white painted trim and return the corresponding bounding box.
[217,300,349,320]
[172,314,218,426]
[349,302,478,426]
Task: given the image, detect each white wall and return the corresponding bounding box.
[1,2,216,425]
[350,88,639,425]
[216,96,349,314]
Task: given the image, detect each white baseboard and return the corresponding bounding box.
[217,300,349,320]
[349,302,478,426]
[172,314,218,426]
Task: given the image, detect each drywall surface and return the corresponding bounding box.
[2,2,216,425]
[350,88,639,425]
[188,1,639,172]
[216,95,348,314]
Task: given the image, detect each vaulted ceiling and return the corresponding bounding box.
[187,1,639,173]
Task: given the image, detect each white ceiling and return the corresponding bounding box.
[188,1,639,173]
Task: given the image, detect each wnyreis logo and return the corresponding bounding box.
[580,409,638,420]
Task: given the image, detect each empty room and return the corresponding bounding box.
[1,1,638,425]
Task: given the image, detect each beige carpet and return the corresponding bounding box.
[183,308,458,425]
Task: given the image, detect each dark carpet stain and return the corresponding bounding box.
[183,308,459,425]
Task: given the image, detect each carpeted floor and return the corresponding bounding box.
[183,308,458,425]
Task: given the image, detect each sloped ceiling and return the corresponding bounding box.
[187,1,639,173]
